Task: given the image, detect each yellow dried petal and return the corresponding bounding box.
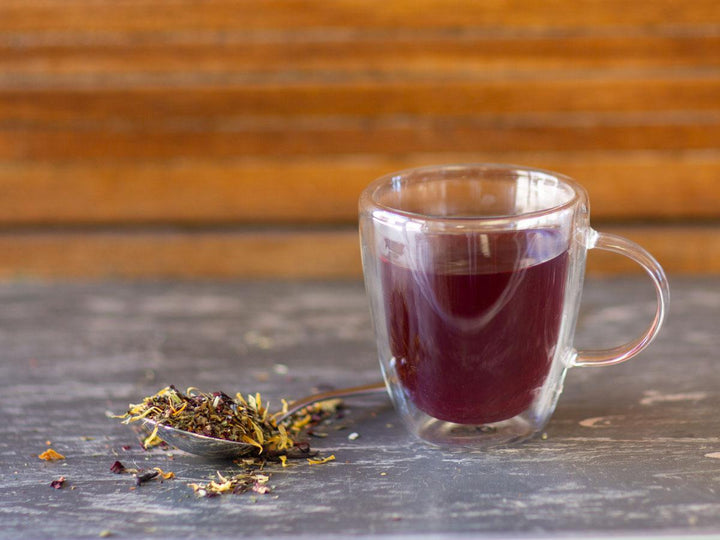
[124,406,160,423]
[292,415,312,430]
[307,454,335,465]
[157,386,172,394]
[209,479,234,493]
[277,424,292,450]
[153,467,175,480]
[313,398,343,413]
[38,448,65,461]
[143,423,160,448]
[171,402,187,416]
[209,471,234,492]
[260,399,269,422]
[241,434,263,452]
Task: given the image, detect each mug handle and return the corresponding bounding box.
[573,230,670,367]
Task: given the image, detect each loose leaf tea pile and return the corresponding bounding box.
[118,385,339,455]
[188,471,271,497]
[116,385,343,497]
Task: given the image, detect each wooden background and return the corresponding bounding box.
[1,0,719,279]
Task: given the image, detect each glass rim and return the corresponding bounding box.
[361,163,586,222]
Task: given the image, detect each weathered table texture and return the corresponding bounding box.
[1,277,719,539]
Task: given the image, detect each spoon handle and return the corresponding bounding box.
[278,381,387,422]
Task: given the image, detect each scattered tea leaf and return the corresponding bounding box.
[273,364,289,375]
[135,470,159,486]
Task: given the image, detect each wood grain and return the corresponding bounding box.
[1,151,719,225]
[0,225,715,279]
[3,116,720,161]
[0,0,718,276]
[3,35,720,80]
[1,0,719,33]
[0,229,361,280]
[4,77,720,113]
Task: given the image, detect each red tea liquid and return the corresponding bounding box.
[381,230,569,424]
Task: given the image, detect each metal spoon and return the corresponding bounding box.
[139,381,387,459]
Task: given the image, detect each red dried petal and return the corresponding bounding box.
[50,476,66,489]
[110,461,126,474]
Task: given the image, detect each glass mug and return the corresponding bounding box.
[359,164,669,448]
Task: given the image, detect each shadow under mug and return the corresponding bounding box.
[359,164,669,448]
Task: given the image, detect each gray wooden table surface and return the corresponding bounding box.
[1,277,719,539]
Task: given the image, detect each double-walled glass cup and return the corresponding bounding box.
[359,164,669,448]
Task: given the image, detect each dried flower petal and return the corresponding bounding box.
[50,476,66,489]
[252,482,271,494]
[110,460,139,475]
[38,448,65,461]
[153,467,175,480]
[109,461,126,474]
[307,454,336,465]
[142,423,161,448]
